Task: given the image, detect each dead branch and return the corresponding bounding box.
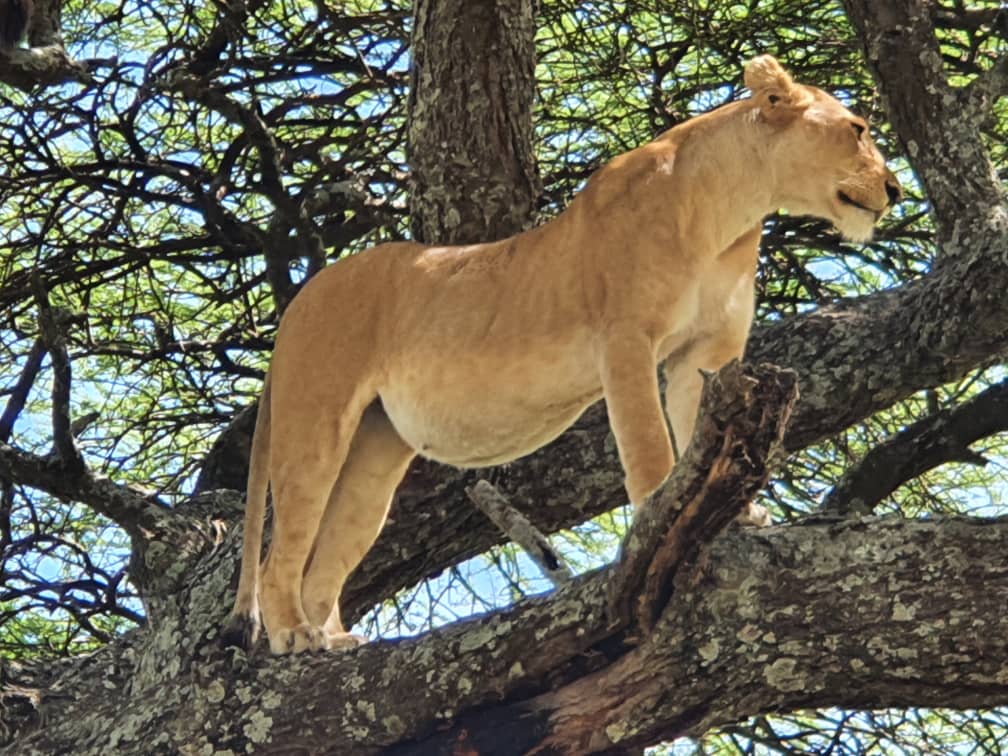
[466,479,574,587]
[607,361,798,634]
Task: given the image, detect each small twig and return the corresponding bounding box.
[30,276,84,473]
[466,480,573,587]
[0,338,46,444]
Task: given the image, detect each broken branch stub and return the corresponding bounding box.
[466,479,574,587]
[607,360,798,633]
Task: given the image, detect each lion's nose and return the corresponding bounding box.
[885,178,902,206]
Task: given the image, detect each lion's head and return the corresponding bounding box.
[745,55,902,243]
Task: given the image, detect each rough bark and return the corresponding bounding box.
[7,512,1007,754]
[0,0,92,89]
[408,0,540,244]
[13,365,1008,755]
[0,40,90,89]
[3,0,1008,752]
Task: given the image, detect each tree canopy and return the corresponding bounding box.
[1,0,1007,753]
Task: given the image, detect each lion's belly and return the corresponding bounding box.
[379,357,602,467]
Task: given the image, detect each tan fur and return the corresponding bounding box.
[225,56,900,655]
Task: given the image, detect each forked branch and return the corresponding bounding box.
[607,361,798,634]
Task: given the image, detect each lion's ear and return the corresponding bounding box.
[745,55,802,124]
[744,55,795,94]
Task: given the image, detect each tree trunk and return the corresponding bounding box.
[408,0,540,244]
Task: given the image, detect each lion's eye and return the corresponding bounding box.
[851,121,866,139]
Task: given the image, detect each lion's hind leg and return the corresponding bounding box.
[301,400,415,650]
[258,387,372,655]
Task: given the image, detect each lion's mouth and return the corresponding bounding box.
[837,191,881,219]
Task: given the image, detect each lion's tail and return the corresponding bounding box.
[220,371,272,650]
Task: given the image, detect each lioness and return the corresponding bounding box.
[225,55,900,655]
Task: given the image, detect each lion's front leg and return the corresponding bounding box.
[662,225,759,459]
[662,332,751,460]
[599,331,675,507]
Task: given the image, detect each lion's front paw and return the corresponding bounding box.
[268,623,327,655]
[323,631,368,651]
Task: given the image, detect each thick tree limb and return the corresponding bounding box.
[408,0,540,243]
[0,0,94,91]
[0,44,92,91]
[517,517,1008,755]
[7,514,1007,754]
[842,0,1006,248]
[747,247,1008,453]
[822,378,1008,515]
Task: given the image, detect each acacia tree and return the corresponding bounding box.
[1,0,1007,753]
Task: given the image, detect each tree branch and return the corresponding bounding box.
[608,362,797,632]
[519,517,1008,755]
[0,0,95,89]
[9,515,1007,754]
[821,378,1008,515]
[747,232,1008,453]
[0,43,93,91]
[842,0,1005,249]
[184,0,269,77]
[31,277,82,472]
[466,480,574,587]
[0,442,169,538]
[163,72,322,310]
[0,338,44,444]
